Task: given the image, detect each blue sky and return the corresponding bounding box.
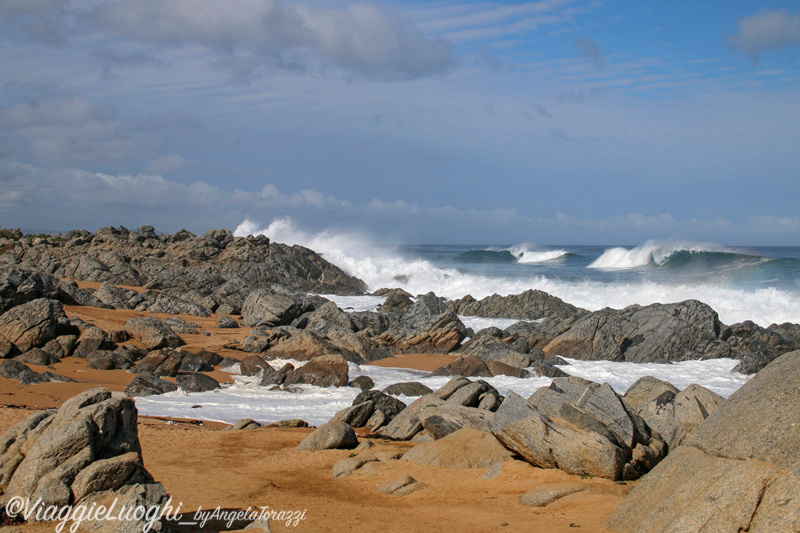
[1,0,799,244]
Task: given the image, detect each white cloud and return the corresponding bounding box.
[729,9,800,62]
[88,0,456,81]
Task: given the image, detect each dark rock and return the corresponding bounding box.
[0,266,60,313]
[543,300,724,363]
[383,382,434,397]
[13,347,59,366]
[94,282,134,309]
[333,401,375,428]
[379,394,443,440]
[375,292,468,354]
[125,373,178,396]
[0,359,34,380]
[242,287,306,327]
[176,373,220,393]
[216,316,239,329]
[124,317,184,350]
[283,354,349,388]
[229,419,262,430]
[353,390,407,420]
[449,289,587,321]
[240,354,272,377]
[42,335,77,359]
[458,336,534,368]
[349,375,375,390]
[193,349,223,367]
[129,349,184,377]
[419,402,496,439]
[0,298,65,354]
[178,351,212,373]
[267,419,308,428]
[163,317,200,335]
[378,290,414,313]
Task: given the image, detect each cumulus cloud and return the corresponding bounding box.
[729,9,800,62]
[88,0,456,81]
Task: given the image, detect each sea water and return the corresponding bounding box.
[135,217,800,424]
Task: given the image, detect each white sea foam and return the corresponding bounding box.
[234,218,800,326]
[134,358,751,426]
[509,244,570,264]
[588,239,729,270]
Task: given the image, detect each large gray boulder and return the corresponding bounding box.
[0,388,169,531]
[492,380,667,481]
[543,300,726,363]
[0,298,66,355]
[282,354,349,388]
[375,292,468,354]
[241,288,305,327]
[124,317,184,350]
[606,350,800,532]
[458,336,534,368]
[0,266,60,314]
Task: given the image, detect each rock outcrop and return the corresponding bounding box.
[0,388,169,531]
[606,350,800,532]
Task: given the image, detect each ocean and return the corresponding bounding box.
[134,218,800,425]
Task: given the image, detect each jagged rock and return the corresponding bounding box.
[349,375,374,390]
[94,282,134,309]
[239,354,272,377]
[0,298,66,354]
[378,290,414,313]
[433,377,473,400]
[622,376,680,412]
[380,394,443,440]
[13,347,59,366]
[383,382,433,397]
[163,317,200,335]
[449,289,586,321]
[283,354,349,388]
[73,322,115,358]
[352,390,407,420]
[242,288,306,327]
[459,336,534,368]
[297,300,354,332]
[124,317,184,350]
[402,427,511,468]
[375,292,468,354]
[0,266,60,313]
[493,385,666,481]
[445,380,497,408]
[138,293,210,317]
[125,374,178,397]
[0,388,168,532]
[42,335,77,359]
[178,351,212,373]
[216,316,239,329]
[419,402,496,439]
[129,349,184,377]
[543,300,725,363]
[176,373,220,393]
[606,351,800,532]
[297,420,358,451]
[333,401,376,428]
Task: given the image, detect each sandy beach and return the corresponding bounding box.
[0,297,627,532]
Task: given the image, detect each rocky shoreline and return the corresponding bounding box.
[0,226,798,531]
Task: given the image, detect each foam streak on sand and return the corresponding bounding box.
[134,358,751,426]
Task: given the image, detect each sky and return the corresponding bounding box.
[1,0,799,245]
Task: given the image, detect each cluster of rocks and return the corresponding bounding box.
[0,388,170,532]
[292,372,726,484]
[3,226,799,376]
[1,226,366,317]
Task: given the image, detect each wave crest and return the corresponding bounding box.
[588,240,739,270]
